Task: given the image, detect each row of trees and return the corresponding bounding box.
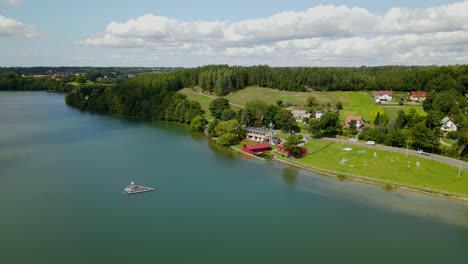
[65,70,206,126]
[187,65,468,95]
[0,72,74,92]
[4,65,468,97]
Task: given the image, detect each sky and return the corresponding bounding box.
[0,0,467,67]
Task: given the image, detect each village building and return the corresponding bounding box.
[315,111,324,120]
[245,127,274,143]
[375,90,393,102]
[291,110,311,121]
[277,143,308,157]
[440,117,457,133]
[242,143,272,155]
[409,91,427,101]
[345,115,364,129]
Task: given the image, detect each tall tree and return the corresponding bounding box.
[209,98,231,119]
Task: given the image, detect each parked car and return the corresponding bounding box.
[418,150,430,156]
[365,141,375,146]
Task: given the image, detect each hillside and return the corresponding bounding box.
[180,86,426,121]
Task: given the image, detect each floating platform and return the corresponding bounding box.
[123,182,155,195]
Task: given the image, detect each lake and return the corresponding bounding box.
[0,91,467,263]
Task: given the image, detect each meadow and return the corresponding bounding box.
[180,86,426,123]
[284,139,468,197]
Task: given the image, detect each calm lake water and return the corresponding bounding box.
[0,92,467,263]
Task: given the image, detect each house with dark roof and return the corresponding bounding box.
[440,117,457,133]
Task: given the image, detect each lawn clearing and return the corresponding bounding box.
[179,88,242,119]
[381,105,426,120]
[291,140,468,196]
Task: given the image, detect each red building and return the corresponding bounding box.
[277,143,308,157]
[242,143,272,155]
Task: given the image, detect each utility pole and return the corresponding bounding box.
[406,142,409,159]
[459,159,463,177]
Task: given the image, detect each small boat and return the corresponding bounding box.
[123,182,155,195]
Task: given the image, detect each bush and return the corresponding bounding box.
[337,174,346,181]
[383,184,394,192]
[216,133,238,147]
[446,131,459,140]
[190,115,207,132]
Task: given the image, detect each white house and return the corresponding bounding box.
[409,91,427,101]
[440,117,457,133]
[376,90,393,102]
[345,115,364,129]
[245,127,274,143]
[291,110,311,121]
[315,111,324,120]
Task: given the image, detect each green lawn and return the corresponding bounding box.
[178,88,215,118]
[179,88,242,119]
[287,139,468,196]
[381,105,426,120]
[180,86,426,126]
[225,87,387,121]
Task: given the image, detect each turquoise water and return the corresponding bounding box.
[0,92,467,263]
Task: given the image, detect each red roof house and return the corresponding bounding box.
[242,143,272,155]
[409,91,427,101]
[277,143,308,158]
[345,115,364,129]
[376,90,393,101]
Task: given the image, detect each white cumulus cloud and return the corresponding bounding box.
[80,1,468,66]
[0,15,41,37]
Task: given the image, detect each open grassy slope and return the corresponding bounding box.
[223,87,425,121]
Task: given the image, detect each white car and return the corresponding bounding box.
[365,141,375,146]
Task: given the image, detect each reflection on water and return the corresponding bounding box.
[281,167,299,187]
[286,166,468,228]
[207,138,238,161]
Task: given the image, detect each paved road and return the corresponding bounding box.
[321,137,468,168]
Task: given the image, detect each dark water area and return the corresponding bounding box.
[0,92,467,263]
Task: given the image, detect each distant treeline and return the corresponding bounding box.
[0,66,180,76]
[107,64,468,96]
[3,65,468,95]
[192,65,468,95]
[0,72,73,92]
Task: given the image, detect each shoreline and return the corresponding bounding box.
[272,155,468,202]
[226,139,467,202]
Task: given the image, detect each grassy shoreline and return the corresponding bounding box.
[229,138,468,201]
[273,155,468,202]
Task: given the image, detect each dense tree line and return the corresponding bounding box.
[65,70,204,125]
[192,65,468,95]
[4,65,468,96]
[0,72,74,92]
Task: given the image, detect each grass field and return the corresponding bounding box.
[179,88,242,119]
[381,105,426,120]
[180,86,426,124]
[179,88,216,118]
[224,87,426,122]
[286,140,468,196]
